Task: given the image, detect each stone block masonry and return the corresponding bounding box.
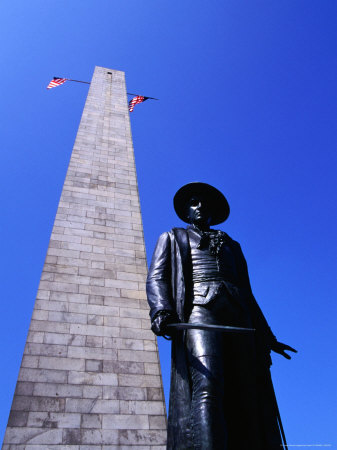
[3,67,167,449]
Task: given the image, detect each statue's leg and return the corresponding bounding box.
[186,305,227,450]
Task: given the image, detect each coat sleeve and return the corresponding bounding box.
[234,241,277,345]
[146,232,174,320]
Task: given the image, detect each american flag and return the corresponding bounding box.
[128,95,149,112]
[47,77,68,89]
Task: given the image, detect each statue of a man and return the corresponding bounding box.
[146,182,296,450]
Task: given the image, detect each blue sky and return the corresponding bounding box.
[0,0,336,446]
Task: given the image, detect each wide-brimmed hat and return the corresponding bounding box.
[173,182,230,225]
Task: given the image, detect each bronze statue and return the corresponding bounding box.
[146,182,296,450]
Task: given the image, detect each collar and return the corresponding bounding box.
[187,225,229,253]
[187,224,212,234]
[187,224,223,236]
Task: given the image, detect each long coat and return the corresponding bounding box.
[146,227,284,450]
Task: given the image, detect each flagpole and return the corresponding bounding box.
[51,79,158,97]
[66,79,91,85]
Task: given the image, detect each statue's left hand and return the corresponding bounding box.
[271,341,297,359]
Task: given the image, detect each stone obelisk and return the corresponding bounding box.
[3,66,167,448]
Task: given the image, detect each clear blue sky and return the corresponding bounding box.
[0,0,336,446]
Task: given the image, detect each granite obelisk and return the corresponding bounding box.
[3,66,167,448]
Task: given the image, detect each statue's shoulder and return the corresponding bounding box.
[216,230,241,249]
[222,231,236,243]
[169,227,188,240]
[170,227,187,233]
[221,233,246,260]
[156,228,187,243]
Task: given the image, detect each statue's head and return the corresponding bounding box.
[173,182,230,227]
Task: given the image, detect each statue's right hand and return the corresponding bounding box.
[151,311,177,336]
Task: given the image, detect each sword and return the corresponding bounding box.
[166,323,255,333]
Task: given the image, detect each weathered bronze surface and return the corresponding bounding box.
[146,182,296,450]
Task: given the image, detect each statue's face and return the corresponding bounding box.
[186,194,212,227]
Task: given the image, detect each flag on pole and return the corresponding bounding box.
[128,95,149,112]
[47,77,68,89]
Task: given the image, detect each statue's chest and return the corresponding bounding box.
[187,229,238,283]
